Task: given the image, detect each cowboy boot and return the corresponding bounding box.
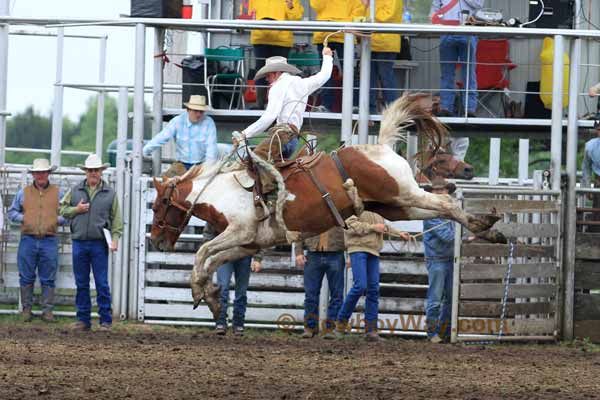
[20,285,34,322]
[41,286,55,322]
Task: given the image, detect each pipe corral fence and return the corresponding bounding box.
[1,4,600,341]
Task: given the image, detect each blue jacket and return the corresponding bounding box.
[423,218,455,261]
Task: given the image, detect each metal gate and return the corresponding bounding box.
[451,188,562,343]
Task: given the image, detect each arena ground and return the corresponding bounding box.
[1,317,599,399]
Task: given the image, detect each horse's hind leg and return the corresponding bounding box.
[198,246,258,320]
[190,224,256,308]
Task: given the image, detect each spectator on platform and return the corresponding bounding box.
[143,95,218,176]
[249,0,304,110]
[431,0,484,161]
[431,0,483,117]
[295,227,346,339]
[310,0,366,112]
[60,154,122,332]
[336,211,410,342]
[366,0,404,114]
[581,123,600,231]
[8,159,67,323]
[422,177,456,344]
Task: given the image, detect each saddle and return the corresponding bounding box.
[236,148,351,227]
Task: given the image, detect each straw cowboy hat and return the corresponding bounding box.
[423,176,456,194]
[77,154,110,170]
[254,56,301,81]
[28,158,57,173]
[183,95,211,111]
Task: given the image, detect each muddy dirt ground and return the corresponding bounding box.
[1,319,599,400]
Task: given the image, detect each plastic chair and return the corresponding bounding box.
[204,47,246,110]
[457,39,516,117]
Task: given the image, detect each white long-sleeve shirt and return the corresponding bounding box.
[431,0,484,22]
[243,55,333,138]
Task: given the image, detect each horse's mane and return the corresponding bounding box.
[179,155,245,183]
[378,93,448,152]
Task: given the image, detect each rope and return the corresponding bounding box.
[267,129,285,163]
[385,220,452,254]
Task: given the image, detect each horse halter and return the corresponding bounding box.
[155,182,193,235]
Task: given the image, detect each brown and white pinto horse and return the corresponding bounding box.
[150,94,504,319]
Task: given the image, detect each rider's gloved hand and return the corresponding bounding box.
[232,130,247,147]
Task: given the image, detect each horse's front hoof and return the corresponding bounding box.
[204,284,222,320]
[191,281,205,309]
[476,229,508,244]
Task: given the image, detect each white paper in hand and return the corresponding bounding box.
[103,228,112,248]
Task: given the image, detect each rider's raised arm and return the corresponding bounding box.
[301,53,333,95]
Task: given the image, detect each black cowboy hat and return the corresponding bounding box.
[423,177,456,194]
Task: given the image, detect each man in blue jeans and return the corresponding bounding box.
[60,154,122,332]
[8,159,67,322]
[431,0,483,117]
[214,254,262,336]
[422,177,456,343]
[336,212,410,341]
[295,227,346,339]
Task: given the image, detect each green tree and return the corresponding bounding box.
[5,106,77,165]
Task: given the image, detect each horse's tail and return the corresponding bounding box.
[378,93,448,152]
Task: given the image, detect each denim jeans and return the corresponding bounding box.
[216,256,252,328]
[282,136,299,159]
[337,252,380,332]
[425,259,454,338]
[370,52,399,113]
[439,35,478,113]
[317,42,345,110]
[303,251,345,330]
[17,235,59,287]
[72,239,111,327]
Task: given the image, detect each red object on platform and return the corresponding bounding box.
[182,5,193,19]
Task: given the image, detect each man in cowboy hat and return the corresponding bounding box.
[236,46,333,161]
[143,94,219,175]
[422,176,456,343]
[8,159,67,322]
[59,154,123,331]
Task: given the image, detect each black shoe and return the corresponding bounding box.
[466,111,477,118]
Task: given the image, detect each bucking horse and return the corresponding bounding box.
[149,93,505,320]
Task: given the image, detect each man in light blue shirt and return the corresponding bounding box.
[143,95,219,171]
[582,126,600,188]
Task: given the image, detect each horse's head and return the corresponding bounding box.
[150,177,193,251]
[420,148,474,180]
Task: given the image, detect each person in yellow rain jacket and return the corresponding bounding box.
[366,0,403,114]
[249,0,304,109]
[310,0,366,112]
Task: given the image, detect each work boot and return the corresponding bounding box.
[214,324,226,336]
[365,330,385,342]
[70,321,91,332]
[40,286,55,322]
[301,327,316,339]
[335,321,349,337]
[429,335,443,344]
[20,285,34,322]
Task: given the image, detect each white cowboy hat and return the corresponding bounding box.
[183,95,211,111]
[254,56,301,81]
[28,158,57,173]
[77,154,110,170]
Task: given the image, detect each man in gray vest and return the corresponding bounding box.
[60,154,123,331]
